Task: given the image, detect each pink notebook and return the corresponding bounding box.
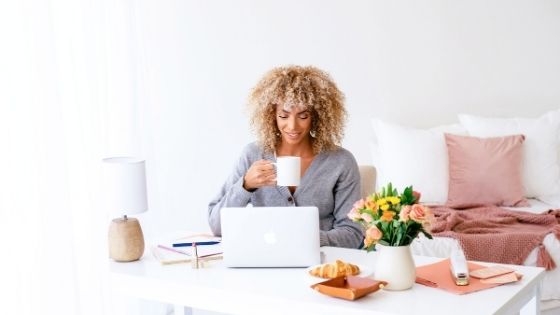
[415,259,501,295]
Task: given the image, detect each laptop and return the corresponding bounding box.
[220,206,321,268]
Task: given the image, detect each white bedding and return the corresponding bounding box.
[411,199,560,301]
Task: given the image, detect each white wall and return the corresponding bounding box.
[131,0,560,236]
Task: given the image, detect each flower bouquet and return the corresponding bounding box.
[348,183,434,251]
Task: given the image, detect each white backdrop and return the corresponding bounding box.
[131,0,560,238]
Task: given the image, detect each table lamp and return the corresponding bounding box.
[103,157,148,262]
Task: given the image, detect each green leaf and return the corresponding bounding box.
[421,230,433,239]
[395,225,403,245]
[379,221,385,230]
[400,186,415,205]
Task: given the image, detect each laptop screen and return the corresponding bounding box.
[220,206,321,267]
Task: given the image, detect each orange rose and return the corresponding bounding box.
[364,225,383,247]
[353,199,365,209]
[399,205,411,222]
[422,218,433,233]
[380,210,396,222]
[347,207,361,221]
[409,204,431,223]
[361,213,373,223]
[364,198,377,211]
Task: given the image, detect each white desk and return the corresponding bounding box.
[109,246,545,315]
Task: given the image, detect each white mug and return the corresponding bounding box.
[274,156,301,186]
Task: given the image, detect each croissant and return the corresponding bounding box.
[309,260,360,278]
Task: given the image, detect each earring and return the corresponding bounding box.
[310,130,316,138]
[276,132,281,137]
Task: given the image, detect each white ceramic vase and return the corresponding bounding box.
[374,244,416,291]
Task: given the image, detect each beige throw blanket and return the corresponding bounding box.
[430,206,560,270]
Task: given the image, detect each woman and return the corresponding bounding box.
[208,65,362,248]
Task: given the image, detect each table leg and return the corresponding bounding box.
[535,284,541,315]
[520,285,541,315]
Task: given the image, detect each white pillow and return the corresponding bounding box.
[458,112,560,198]
[544,108,560,125]
[371,119,466,204]
[534,109,560,205]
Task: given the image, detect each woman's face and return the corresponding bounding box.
[275,105,312,146]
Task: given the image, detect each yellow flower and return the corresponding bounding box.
[387,197,400,205]
[377,198,387,206]
[380,204,390,211]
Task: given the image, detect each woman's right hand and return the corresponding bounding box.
[243,160,276,191]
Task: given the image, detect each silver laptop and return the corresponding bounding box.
[221,206,321,267]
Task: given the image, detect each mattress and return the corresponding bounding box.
[411,199,560,301]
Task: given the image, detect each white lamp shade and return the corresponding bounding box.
[103,157,148,216]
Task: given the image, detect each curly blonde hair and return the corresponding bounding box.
[248,65,347,154]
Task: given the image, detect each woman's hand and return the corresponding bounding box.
[243,160,276,191]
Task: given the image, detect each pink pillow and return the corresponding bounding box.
[445,133,529,208]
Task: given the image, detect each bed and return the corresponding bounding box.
[362,110,560,312]
[359,166,560,312]
[413,199,560,311]
[360,109,560,313]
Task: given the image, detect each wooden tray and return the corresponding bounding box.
[311,276,387,300]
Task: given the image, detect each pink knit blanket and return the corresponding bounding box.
[430,206,560,270]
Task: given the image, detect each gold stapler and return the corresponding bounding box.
[450,248,469,286]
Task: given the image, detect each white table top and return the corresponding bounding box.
[109,246,545,315]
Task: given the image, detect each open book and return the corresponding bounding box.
[151,232,222,265]
[151,245,192,265]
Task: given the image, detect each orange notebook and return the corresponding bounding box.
[415,259,502,295]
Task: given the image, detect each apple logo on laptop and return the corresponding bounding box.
[263,230,277,245]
